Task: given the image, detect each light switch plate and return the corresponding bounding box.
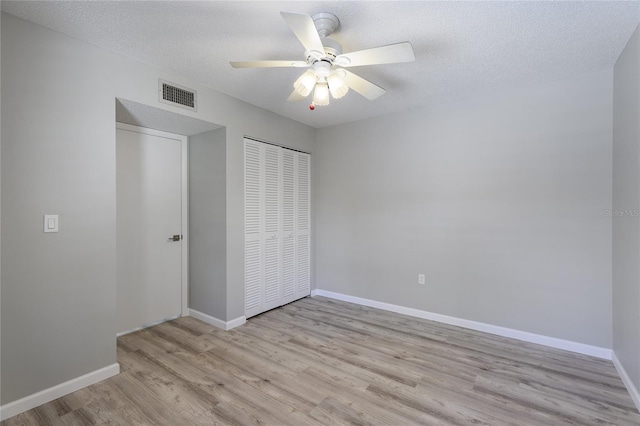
[44,214,59,233]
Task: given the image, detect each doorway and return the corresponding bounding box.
[116,123,189,334]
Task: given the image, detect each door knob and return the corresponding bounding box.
[168,234,182,242]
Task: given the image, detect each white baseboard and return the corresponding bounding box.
[0,363,120,421]
[310,289,319,297]
[612,352,640,413]
[189,309,246,331]
[313,289,612,360]
[226,315,247,330]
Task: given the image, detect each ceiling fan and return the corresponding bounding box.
[230,12,415,109]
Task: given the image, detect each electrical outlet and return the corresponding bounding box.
[418,274,425,285]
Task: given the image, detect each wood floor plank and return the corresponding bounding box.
[98,372,189,425]
[515,378,640,425]
[308,396,374,426]
[417,381,560,426]
[197,352,321,414]
[119,349,218,418]
[3,296,639,425]
[299,367,433,425]
[147,320,218,354]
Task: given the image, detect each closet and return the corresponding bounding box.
[244,138,310,318]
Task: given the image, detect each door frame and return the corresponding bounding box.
[116,122,189,317]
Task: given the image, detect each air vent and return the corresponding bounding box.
[158,79,197,111]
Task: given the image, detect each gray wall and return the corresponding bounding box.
[1,12,314,405]
[190,128,227,320]
[2,13,118,403]
[315,70,613,348]
[613,24,640,395]
[1,7,3,405]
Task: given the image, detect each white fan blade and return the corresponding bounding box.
[342,70,386,100]
[281,12,325,58]
[230,60,308,68]
[335,42,415,67]
[287,90,308,102]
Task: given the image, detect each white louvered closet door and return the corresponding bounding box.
[244,139,311,318]
[281,149,297,302]
[244,140,262,315]
[262,144,282,312]
[295,152,311,298]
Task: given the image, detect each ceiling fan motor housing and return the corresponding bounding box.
[305,13,343,63]
[305,36,343,64]
[321,37,343,60]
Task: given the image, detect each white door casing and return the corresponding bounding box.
[116,123,188,334]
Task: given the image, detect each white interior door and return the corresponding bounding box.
[116,124,186,333]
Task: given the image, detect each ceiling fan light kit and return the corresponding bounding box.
[327,72,349,99]
[230,11,415,109]
[313,80,330,106]
[294,69,316,97]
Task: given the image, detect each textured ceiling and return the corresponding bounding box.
[3,1,639,128]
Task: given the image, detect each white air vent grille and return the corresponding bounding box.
[158,79,197,111]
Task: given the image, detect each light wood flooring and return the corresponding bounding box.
[3,296,639,425]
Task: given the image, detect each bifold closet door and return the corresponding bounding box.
[294,151,311,298]
[244,139,310,318]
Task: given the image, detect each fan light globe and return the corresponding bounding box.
[294,70,317,97]
[327,72,349,99]
[313,81,330,106]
